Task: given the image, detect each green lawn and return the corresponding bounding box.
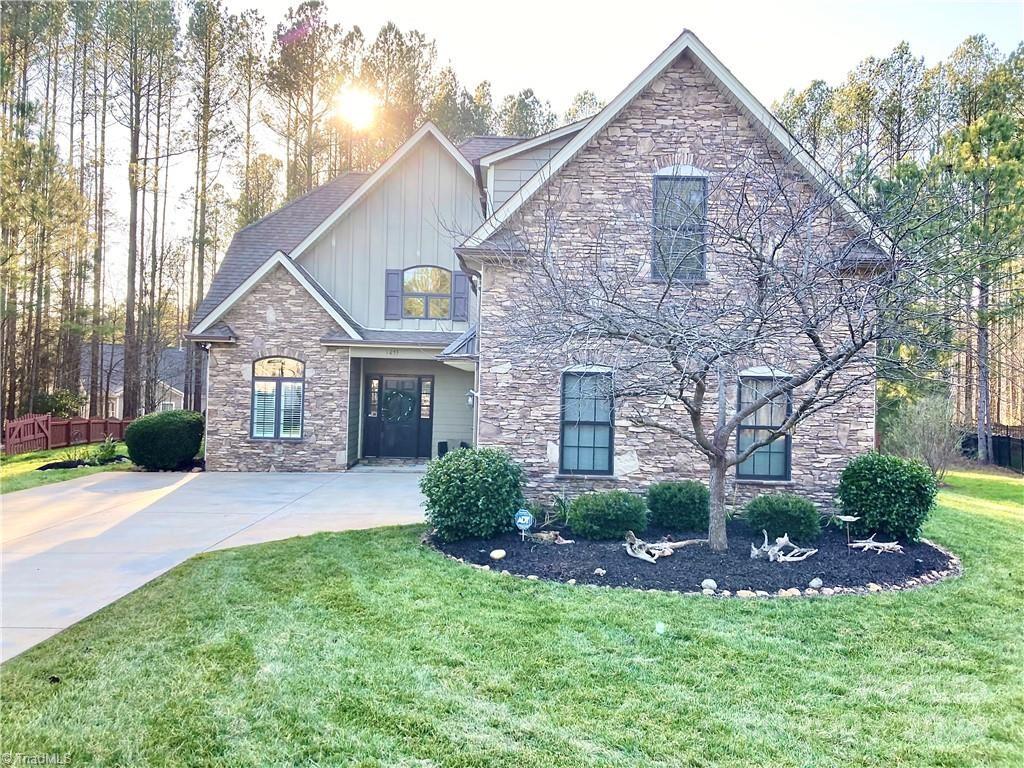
[0,443,133,494]
[1,469,1021,767]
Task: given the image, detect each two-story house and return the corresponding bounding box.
[189,30,876,505]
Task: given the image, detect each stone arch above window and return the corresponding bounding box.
[654,163,710,177]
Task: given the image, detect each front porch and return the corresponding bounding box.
[344,346,476,466]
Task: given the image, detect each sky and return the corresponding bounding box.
[100,0,1023,297]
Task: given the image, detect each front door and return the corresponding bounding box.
[363,375,434,458]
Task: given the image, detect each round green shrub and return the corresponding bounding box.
[566,490,648,540]
[647,480,710,531]
[420,448,523,543]
[837,453,937,541]
[745,493,821,543]
[124,410,204,471]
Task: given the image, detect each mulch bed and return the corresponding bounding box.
[36,456,131,471]
[432,519,955,594]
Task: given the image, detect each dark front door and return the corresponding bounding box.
[363,375,434,459]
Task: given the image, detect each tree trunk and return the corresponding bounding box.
[976,271,991,463]
[708,456,728,552]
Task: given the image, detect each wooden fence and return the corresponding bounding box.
[3,414,132,456]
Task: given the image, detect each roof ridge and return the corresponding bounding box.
[233,171,371,236]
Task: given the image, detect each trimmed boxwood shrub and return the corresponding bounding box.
[420,448,523,543]
[837,453,937,541]
[745,493,821,543]
[647,481,709,531]
[124,410,204,471]
[566,490,648,540]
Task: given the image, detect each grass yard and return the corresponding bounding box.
[0,443,133,494]
[1,469,1021,766]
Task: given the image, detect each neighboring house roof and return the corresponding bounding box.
[81,344,188,394]
[458,136,523,164]
[191,171,369,328]
[461,29,888,254]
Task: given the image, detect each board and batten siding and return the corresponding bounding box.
[299,134,483,331]
[489,137,572,211]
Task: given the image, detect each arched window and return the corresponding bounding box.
[251,357,305,439]
[402,266,452,319]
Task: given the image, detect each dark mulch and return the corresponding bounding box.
[36,456,130,472]
[432,519,953,593]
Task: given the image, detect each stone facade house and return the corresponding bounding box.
[189,31,878,507]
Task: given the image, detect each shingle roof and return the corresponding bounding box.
[438,326,478,358]
[191,172,370,329]
[321,329,461,347]
[457,136,523,164]
[81,344,188,393]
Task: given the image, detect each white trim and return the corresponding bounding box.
[289,122,476,261]
[477,118,590,168]
[191,251,362,339]
[485,164,495,217]
[462,29,883,251]
[562,363,615,373]
[655,163,710,177]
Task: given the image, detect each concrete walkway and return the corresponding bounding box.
[1,470,424,661]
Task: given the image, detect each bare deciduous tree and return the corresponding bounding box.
[475,138,975,551]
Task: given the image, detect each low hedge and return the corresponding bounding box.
[421,448,523,542]
[647,481,709,531]
[837,453,937,541]
[566,490,648,540]
[745,493,821,543]
[124,410,204,471]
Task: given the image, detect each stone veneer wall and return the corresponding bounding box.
[205,264,352,471]
[476,51,876,508]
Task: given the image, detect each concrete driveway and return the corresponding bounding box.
[1,470,424,661]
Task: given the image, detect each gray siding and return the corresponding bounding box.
[489,137,572,211]
[299,134,482,332]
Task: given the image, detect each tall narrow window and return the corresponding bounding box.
[251,357,305,440]
[560,372,614,475]
[402,266,452,319]
[736,378,791,480]
[652,176,707,280]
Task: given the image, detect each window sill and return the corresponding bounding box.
[248,437,304,443]
[554,473,619,481]
[648,278,709,286]
[734,477,794,486]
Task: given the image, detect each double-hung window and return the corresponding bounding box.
[560,371,614,475]
[736,377,791,480]
[251,357,304,440]
[652,175,707,280]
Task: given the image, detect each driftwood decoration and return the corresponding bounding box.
[526,530,575,545]
[624,531,707,564]
[749,530,818,562]
[849,534,903,554]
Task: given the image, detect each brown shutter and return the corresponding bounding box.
[385,269,402,320]
[452,271,469,322]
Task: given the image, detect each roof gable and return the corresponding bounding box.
[461,29,881,250]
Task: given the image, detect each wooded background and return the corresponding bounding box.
[0,1,1020,459]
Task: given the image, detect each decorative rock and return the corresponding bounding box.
[737,589,756,598]
[567,579,576,585]
[804,588,819,596]
[808,577,823,589]
[784,588,801,597]
[526,575,539,581]
[700,578,718,591]
[702,588,715,596]
[489,549,506,561]
[867,582,882,592]
[501,570,511,576]
[821,587,835,595]
[594,568,607,576]
[480,565,490,571]
[777,588,789,597]
[720,590,732,597]
[755,590,769,597]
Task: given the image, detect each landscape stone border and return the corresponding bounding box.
[426,536,962,598]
